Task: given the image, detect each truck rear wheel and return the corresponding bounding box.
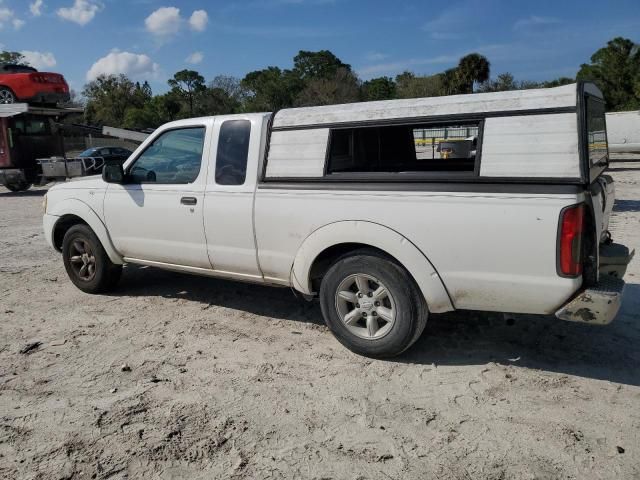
[62,224,122,293]
[319,249,428,358]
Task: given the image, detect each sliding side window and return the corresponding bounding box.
[327,122,480,175]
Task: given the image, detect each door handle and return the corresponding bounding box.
[180,196,197,206]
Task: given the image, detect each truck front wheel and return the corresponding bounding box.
[62,224,122,293]
[319,249,428,358]
[5,181,32,192]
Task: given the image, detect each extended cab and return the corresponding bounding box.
[43,82,633,357]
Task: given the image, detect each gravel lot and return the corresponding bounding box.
[1,165,639,480]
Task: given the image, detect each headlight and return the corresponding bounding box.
[42,194,47,214]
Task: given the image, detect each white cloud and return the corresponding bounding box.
[30,0,44,17]
[365,51,388,62]
[86,50,159,81]
[145,7,208,39]
[189,9,208,32]
[185,51,204,65]
[514,16,561,30]
[0,4,24,30]
[57,0,102,26]
[145,6,181,36]
[21,50,57,70]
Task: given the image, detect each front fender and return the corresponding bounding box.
[47,198,124,265]
[290,220,454,313]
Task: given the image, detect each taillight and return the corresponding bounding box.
[559,204,585,276]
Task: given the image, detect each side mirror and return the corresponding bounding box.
[102,159,126,184]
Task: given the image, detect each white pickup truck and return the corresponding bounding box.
[43,82,633,357]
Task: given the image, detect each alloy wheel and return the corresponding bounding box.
[0,89,15,104]
[69,239,97,282]
[334,273,397,340]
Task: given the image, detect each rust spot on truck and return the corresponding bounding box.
[567,308,597,322]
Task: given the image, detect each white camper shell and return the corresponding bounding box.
[42,82,633,357]
[265,82,606,183]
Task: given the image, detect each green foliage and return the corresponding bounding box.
[241,67,302,112]
[241,50,356,110]
[83,74,149,127]
[293,50,351,81]
[361,77,397,101]
[395,71,445,99]
[478,72,519,92]
[168,70,207,116]
[0,51,28,65]
[394,53,490,99]
[295,67,360,106]
[577,37,640,111]
[454,53,491,94]
[479,73,576,93]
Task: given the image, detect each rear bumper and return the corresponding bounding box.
[555,243,634,325]
[555,275,626,325]
[23,90,70,104]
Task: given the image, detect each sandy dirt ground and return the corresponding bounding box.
[1,165,639,480]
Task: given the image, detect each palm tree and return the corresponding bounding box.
[454,53,491,94]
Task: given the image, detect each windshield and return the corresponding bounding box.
[78,149,96,157]
[1,64,37,73]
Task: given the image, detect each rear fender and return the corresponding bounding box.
[291,220,454,313]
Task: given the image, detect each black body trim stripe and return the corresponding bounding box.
[271,106,577,132]
[261,173,582,185]
[257,181,583,195]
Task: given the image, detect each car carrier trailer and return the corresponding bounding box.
[0,103,148,192]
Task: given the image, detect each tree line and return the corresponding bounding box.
[2,36,639,130]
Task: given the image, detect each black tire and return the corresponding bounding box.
[62,224,122,293]
[319,249,428,358]
[5,181,32,192]
[0,87,16,104]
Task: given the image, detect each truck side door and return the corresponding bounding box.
[203,117,263,281]
[103,122,212,269]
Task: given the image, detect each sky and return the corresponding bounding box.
[1,0,639,95]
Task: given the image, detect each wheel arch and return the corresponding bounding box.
[291,221,454,313]
[48,199,123,264]
[0,84,17,98]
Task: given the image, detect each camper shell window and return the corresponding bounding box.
[585,96,607,167]
[326,122,480,176]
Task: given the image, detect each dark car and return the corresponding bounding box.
[78,146,133,163]
[0,64,71,105]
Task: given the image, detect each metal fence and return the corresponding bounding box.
[414,125,479,160]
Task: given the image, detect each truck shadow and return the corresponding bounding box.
[0,189,48,198]
[114,265,324,326]
[402,283,640,387]
[114,266,640,387]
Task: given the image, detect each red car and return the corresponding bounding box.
[0,63,70,105]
